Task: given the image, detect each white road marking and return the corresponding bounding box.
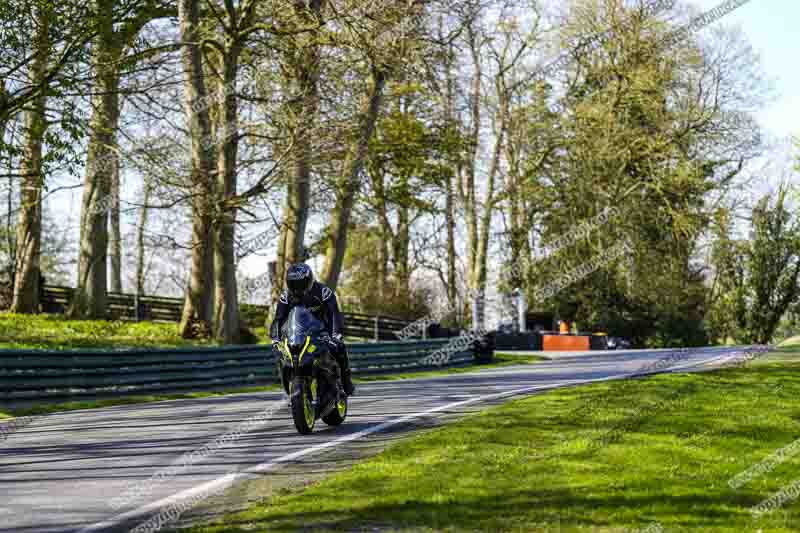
[76,348,749,533]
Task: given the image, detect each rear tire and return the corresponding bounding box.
[322,393,347,426]
[290,377,315,435]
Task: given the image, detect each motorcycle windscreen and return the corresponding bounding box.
[284,306,324,347]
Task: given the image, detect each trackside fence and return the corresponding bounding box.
[0,339,476,402]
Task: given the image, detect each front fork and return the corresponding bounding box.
[279,357,291,395]
[282,361,319,415]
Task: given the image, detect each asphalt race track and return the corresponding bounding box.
[0,345,767,533]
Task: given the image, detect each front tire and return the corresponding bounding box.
[290,377,315,435]
[322,394,347,426]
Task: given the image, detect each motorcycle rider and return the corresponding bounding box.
[270,263,355,396]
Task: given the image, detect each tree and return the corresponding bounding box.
[336,225,433,318]
[208,0,264,343]
[70,0,173,318]
[0,1,93,127]
[321,66,388,290]
[177,0,218,338]
[319,0,424,290]
[458,7,536,329]
[708,188,800,345]
[520,0,764,346]
[705,207,748,343]
[272,0,327,304]
[10,1,51,313]
[362,83,450,304]
[744,188,800,344]
[134,174,153,299]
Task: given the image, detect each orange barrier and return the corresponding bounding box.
[542,334,590,351]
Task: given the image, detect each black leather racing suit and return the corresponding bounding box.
[269,281,352,389]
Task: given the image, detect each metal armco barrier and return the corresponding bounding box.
[0,339,476,402]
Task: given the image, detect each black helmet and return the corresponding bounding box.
[286,263,314,299]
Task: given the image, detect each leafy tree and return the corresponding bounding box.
[521,0,762,347]
[363,84,447,302]
[744,188,800,343]
[336,226,433,319]
[708,188,800,344]
[705,207,748,343]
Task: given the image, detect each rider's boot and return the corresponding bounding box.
[338,348,355,396]
[343,368,355,396]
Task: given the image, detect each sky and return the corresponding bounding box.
[693,0,799,141]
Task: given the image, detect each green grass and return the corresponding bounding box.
[777,335,800,347]
[0,312,272,349]
[178,345,800,533]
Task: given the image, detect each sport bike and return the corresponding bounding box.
[275,305,348,435]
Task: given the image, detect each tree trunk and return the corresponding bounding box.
[508,183,521,283]
[69,0,120,319]
[109,155,122,292]
[462,26,511,330]
[135,174,153,296]
[461,28,482,323]
[10,3,50,314]
[472,87,508,328]
[321,68,387,289]
[392,202,410,299]
[506,144,531,289]
[4,166,13,285]
[68,0,164,317]
[0,83,7,159]
[178,0,216,338]
[212,44,242,344]
[273,0,325,304]
[377,229,388,300]
[445,169,456,309]
[0,80,8,148]
[274,169,309,302]
[180,205,215,337]
[370,167,390,300]
[473,128,503,323]
[442,35,457,312]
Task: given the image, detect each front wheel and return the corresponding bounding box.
[290,377,315,435]
[322,393,347,426]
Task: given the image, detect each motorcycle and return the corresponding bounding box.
[275,305,348,435]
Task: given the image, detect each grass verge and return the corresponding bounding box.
[0,312,272,349]
[177,345,800,533]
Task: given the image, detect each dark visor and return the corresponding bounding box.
[287,276,311,294]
